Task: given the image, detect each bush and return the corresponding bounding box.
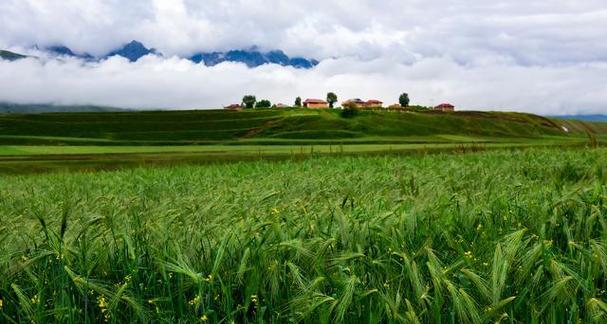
[341,102,359,118]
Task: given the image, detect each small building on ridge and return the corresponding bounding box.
[304,99,329,108]
[434,103,455,112]
[224,104,242,110]
[365,99,383,108]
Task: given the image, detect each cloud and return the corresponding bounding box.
[0,0,606,114]
[1,55,606,115]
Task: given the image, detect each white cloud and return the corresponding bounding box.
[0,0,607,114]
[1,55,606,115]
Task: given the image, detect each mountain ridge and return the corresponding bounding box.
[0,50,28,61]
[551,114,607,122]
[2,41,319,69]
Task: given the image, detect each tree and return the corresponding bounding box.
[327,92,338,108]
[399,93,410,108]
[242,95,257,109]
[294,97,302,107]
[255,99,272,108]
[341,101,358,118]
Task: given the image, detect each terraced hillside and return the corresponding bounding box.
[0,109,605,146]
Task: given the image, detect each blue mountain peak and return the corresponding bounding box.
[107,40,157,62]
[46,45,94,60]
[15,41,320,68]
[188,48,318,69]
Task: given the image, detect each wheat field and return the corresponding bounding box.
[1,148,606,322]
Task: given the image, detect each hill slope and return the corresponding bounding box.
[0,109,604,146]
[0,103,129,114]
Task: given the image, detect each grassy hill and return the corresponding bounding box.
[0,108,605,146]
[0,103,130,114]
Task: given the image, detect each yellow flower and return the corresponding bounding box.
[98,296,107,310]
[31,294,39,305]
[200,314,208,321]
[189,295,201,306]
[0,298,3,309]
[464,251,473,258]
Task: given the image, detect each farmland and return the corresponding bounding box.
[0,108,605,173]
[1,148,607,322]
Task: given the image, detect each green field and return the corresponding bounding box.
[0,108,605,173]
[1,109,606,144]
[1,148,607,322]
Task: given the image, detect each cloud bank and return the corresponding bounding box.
[1,0,607,114]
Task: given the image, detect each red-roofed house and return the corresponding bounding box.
[224,104,242,110]
[365,99,383,108]
[304,99,329,108]
[435,103,455,112]
[342,98,366,108]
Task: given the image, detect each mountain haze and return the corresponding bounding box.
[2,41,319,69]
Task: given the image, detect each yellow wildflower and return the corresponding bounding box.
[200,314,208,322]
[189,295,201,306]
[98,295,107,311]
[31,294,39,305]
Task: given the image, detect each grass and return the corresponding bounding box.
[0,136,592,174]
[1,147,607,322]
[1,109,606,145]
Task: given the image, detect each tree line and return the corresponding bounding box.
[239,92,411,109]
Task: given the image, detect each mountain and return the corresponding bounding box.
[189,48,319,69]
[46,45,94,60]
[552,115,607,122]
[106,40,158,62]
[0,103,130,114]
[0,50,28,61]
[3,41,319,68]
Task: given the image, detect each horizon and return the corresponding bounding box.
[1,1,607,115]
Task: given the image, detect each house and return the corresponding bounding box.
[365,99,383,108]
[303,98,329,108]
[434,103,455,112]
[275,103,289,108]
[342,98,366,108]
[224,104,242,110]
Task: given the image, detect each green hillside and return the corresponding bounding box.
[0,108,605,146]
[0,103,130,114]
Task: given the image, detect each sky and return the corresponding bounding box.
[1,0,607,115]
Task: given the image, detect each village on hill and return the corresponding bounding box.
[224,92,455,112]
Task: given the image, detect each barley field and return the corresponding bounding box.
[1,148,607,323]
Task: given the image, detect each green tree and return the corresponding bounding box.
[341,101,358,118]
[327,92,338,108]
[255,99,272,108]
[399,93,410,108]
[242,95,257,109]
[294,97,302,107]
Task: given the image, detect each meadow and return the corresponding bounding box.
[1,147,607,323]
